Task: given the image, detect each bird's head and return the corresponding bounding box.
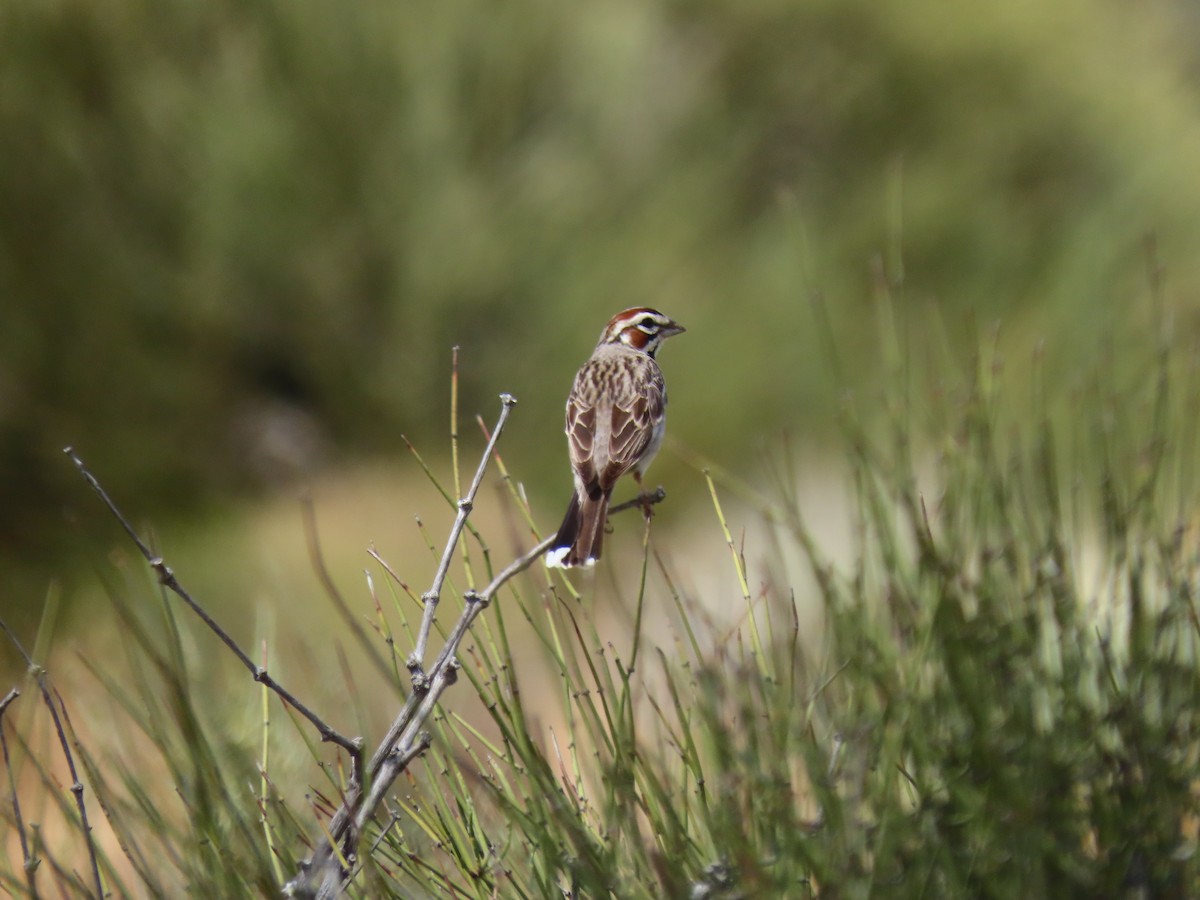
[598,307,686,358]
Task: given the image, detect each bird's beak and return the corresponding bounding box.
[663,320,686,337]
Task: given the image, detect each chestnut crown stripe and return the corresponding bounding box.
[598,307,685,359]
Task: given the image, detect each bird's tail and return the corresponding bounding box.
[546,490,611,568]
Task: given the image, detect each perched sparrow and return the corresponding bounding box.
[546,307,685,568]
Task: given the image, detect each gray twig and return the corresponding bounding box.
[63,448,364,776]
[289,395,529,897]
[0,621,101,899]
[610,486,667,516]
[297,494,676,897]
[67,392,665,899]
[0,687,37,899]
[290,471,669,895]
[408,393,518,678]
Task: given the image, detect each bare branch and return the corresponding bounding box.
[67,393,663,899]
[295,530,560,897]
[610,486,667,516]
[288,395,516,896]
[0,619,101,899]
[0,686,37,899]
[408,393,517,677]
[288,468,666,896]
[63,448,363,765]
[0,688,18,716]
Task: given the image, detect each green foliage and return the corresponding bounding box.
[790,347,1200,896]
[372,331,1198,897]
[2,568,308,896]
[4,0,1200,598]
[4,299,1200,895]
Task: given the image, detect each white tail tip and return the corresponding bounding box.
[544,547,570,569]
[544,547,596,569]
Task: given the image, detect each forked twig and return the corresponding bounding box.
[293,530,558,898]
[291,474,667,896]
[63,448,364,779]
[0,620,102,899]
[288,394,519,896]
[611,486,666,516]
[408,393,517,676]
[0,687,36,898]
[65,391,669,899]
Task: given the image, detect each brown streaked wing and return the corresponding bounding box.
[600,365,665,488]
[565,357,615,492]
[566,397,598,488]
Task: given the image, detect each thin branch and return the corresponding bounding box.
[289,477,665,896]
[63,384,663,898]
[610,486,667,517]
[0,687,37,899]
[63,448,363,767]
[364,547,417,605]
[425,531,557,678]
[0,620,102,900]
[287,395,516,896]
[408,393,517,677]
[303,519,672,898]
[363,535,556,782]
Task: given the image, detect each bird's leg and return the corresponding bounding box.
[634,472,655,520]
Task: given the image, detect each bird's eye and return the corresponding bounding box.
[638,317,657,332]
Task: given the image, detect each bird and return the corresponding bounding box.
[546,307,685,568]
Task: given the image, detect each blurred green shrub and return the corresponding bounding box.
[3,0,1199,592]
[7,298,1199,897]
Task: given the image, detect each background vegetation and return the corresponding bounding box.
[4,0,1200,605]
[3,0,1200,895]
[4,299,1198,897]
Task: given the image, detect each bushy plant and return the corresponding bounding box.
[3,297,1198,897]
